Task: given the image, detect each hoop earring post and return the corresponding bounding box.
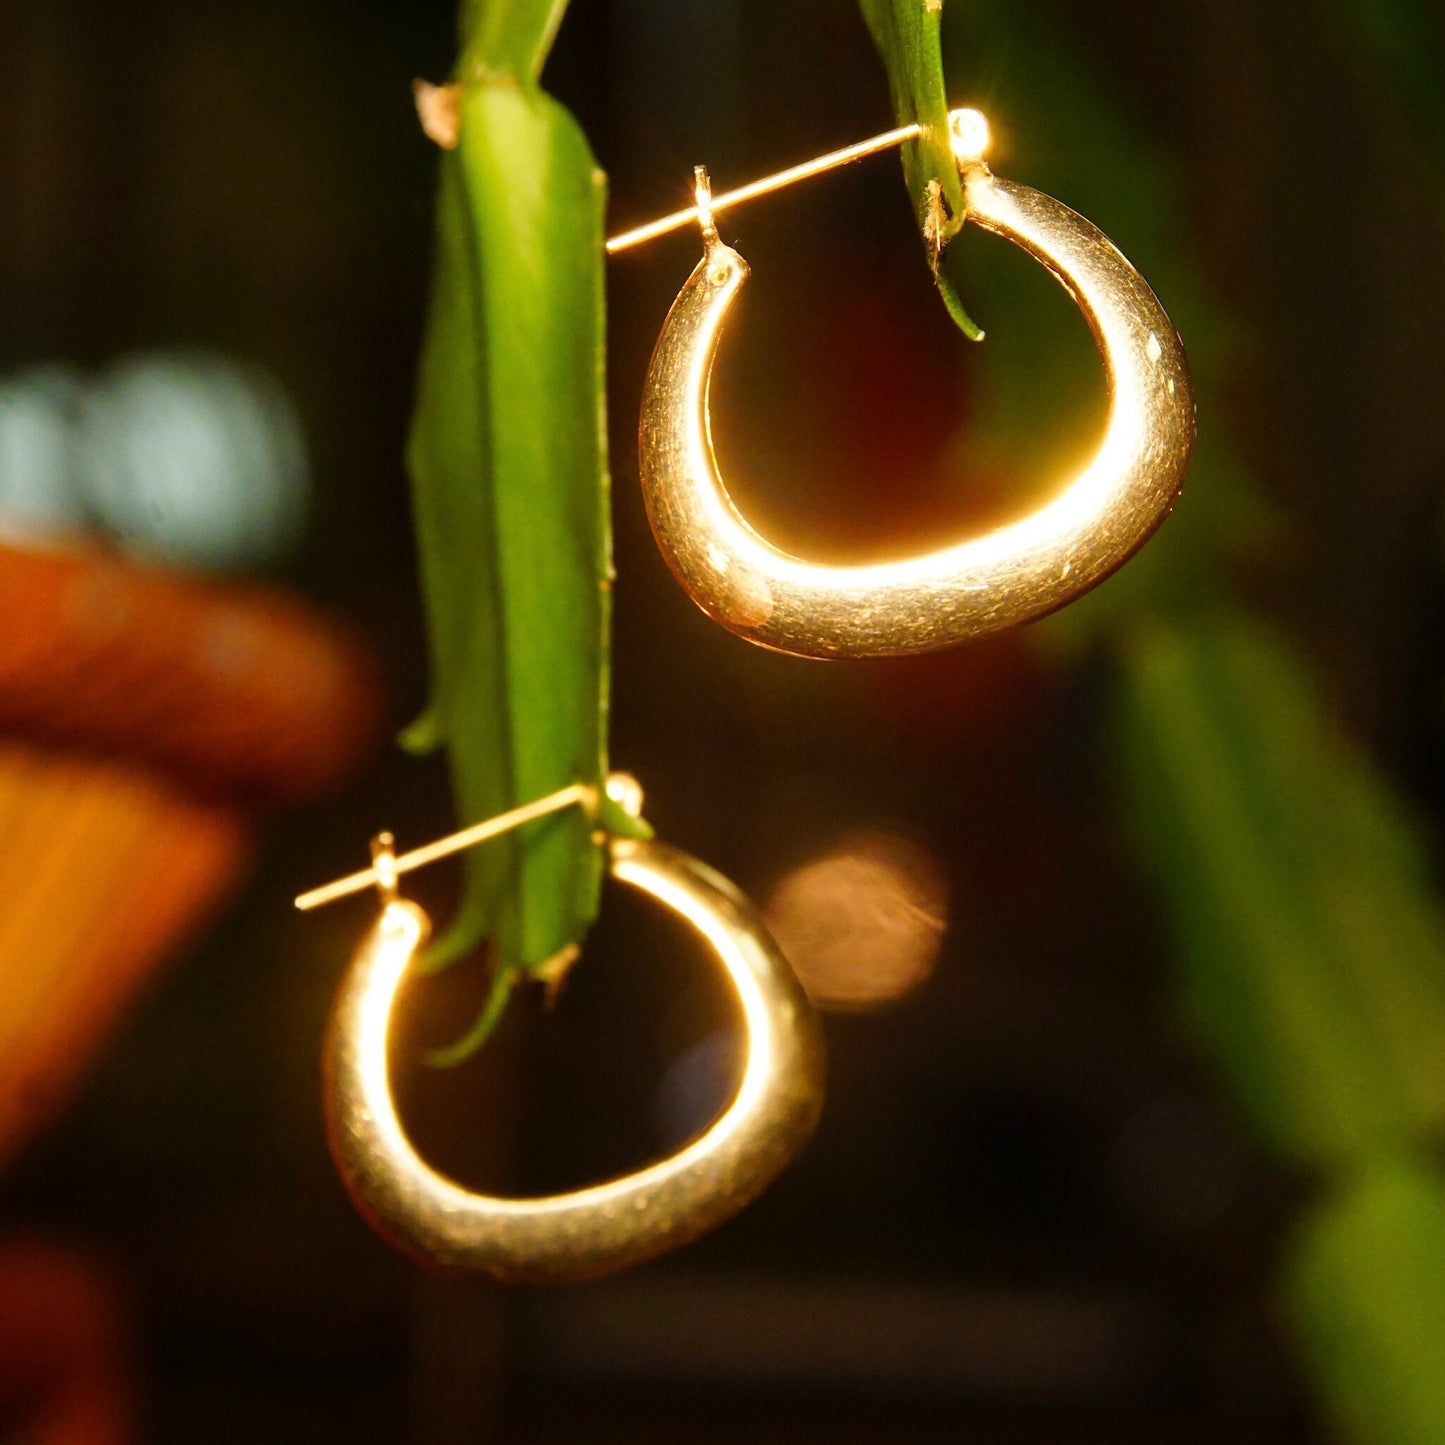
[606,108,991,256]
[296,781,596,912]
[693,165,719,249]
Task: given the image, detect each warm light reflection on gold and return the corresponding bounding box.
[948,107,992,164]
[765,831,947,1011]
[637,152,1195,658]
[324,838,824,1282]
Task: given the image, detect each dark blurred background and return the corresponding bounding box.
[2,0,1445,1440]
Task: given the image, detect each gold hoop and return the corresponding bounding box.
[323,835,825,1282]
[637,165,1195,658]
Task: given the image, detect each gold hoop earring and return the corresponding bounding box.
[634,115,1196,659]
[322,831,824,1283]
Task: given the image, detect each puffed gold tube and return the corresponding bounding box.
[637,168,1196,658]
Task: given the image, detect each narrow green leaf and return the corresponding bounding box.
[424,964,515,1069]
[405,58,621,1054]
[860,0,982,338]
[457,0,568,82]
[1115,615,1445,1163]
[1283,1158,1445,1445]
[935,268,985,341]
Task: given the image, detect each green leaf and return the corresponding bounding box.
[860,0,983,339]
[405,43,630,1055]
[1283,1157,1445,1445]
[457,0,568,81]
[1115,615,1445,1164]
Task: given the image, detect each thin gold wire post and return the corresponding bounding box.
[693,165,718,247]
[296,781,597,912]
[606,107,992,255]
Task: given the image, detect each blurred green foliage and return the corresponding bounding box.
[1118,615,1445,1164]
[1285,1159,1445,1445]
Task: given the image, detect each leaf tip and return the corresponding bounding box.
[397,708,444,756]
[423,968,516,1068]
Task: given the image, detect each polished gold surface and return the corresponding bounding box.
[323,836,825,1282]
[637,161,1196,658]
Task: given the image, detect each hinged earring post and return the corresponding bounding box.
[606,107,991,255]
[296,781,596,912]
[370,832,400,905]
[297,772,645,912]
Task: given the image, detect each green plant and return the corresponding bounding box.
[402,1,641,1062]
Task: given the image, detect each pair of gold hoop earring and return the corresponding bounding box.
[303,107,1194,1282]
